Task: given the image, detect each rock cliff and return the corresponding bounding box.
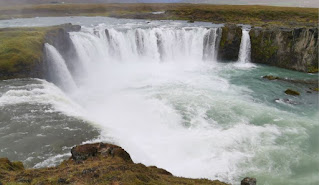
[218,24,242,61]
[0,143,228,185]
[218,25,318,73]
[250,27,318,72]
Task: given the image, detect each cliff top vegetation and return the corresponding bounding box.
[0,3,317,28]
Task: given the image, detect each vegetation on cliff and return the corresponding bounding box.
[250,28,318,73]
[0,3,317,28]
[0,24,80,80]
[0,143,228,185]
[0,27,47,80]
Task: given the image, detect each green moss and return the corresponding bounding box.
[0,158,24,172]
[0,28,45,79]
[250,30,279,63]
[307,66,319,73]
[220,26,229,49]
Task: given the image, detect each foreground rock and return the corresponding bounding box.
[0,143,228,185]
[241,177,257,185]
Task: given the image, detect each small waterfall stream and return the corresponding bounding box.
[238,28,251,63]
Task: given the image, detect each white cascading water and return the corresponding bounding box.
[44,43,77,91]
[70,27,221,64]
[45,25,289,184]
[238,28,251,63]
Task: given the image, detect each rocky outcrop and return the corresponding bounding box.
[241,177,257,185]
[71,143,132,163]
[0,143,228,185]
[218,24,242,61]
[250,27,318,72]
[285,89,300,96]
[44,23,81,58]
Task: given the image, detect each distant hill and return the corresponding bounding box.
[0,0,318,7]
[182,0,319,8]
[0,0,180,6]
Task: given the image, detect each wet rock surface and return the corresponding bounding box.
[285,89,300,96]
[241,177,257,185]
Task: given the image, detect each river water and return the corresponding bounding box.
[0,17,318,185]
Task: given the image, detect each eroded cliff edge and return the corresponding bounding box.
[0,143,228,185]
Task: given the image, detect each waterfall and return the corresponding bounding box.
[69,27,222,64]
[44,43,77,91]
[203,28,222,61]
[238,28,251,63]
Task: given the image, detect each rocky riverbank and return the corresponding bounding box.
[0,143,229,185]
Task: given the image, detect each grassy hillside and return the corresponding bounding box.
[0,24,79,80]
[0,27,48,79]
[0,143,228,185]
[0,3,317,27]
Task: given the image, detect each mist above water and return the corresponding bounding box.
[0,17,318,185]
[43,19,319,185]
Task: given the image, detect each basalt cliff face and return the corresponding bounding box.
[219,25,318,72]
[0,143,228,185]
[218,25,242,61]
[250,27,318,72]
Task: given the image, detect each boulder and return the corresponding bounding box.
[71,143,132,163]
[263,75,280,80]
[285,89,300,96]
[241,177,257,185]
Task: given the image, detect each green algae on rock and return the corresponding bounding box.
[285,89,300,96]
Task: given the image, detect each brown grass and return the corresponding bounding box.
[0,3,317,27]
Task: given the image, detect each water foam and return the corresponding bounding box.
[38,22,319,185]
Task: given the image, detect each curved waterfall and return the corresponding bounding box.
[44,43,77,91]
[70,27,222,65]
